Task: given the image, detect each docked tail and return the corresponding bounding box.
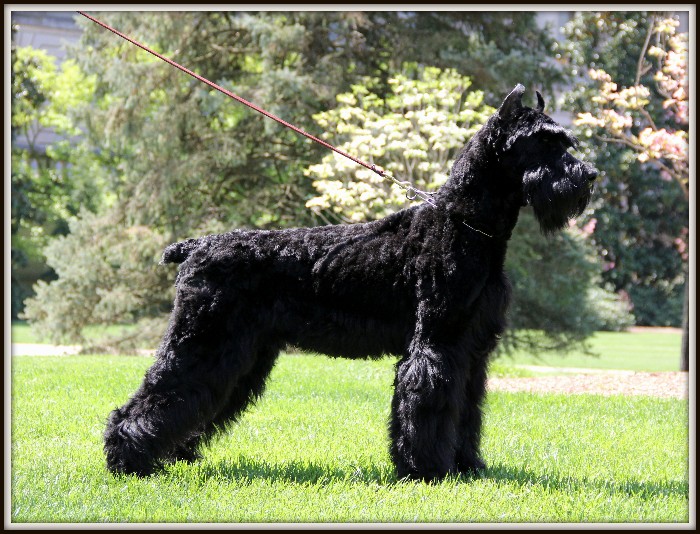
[161,238,201,265]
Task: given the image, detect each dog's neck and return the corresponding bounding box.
[436,139,523,241]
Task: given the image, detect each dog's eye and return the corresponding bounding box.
[543,137,565,151]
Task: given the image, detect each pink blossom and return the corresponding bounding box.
[581,218,597,236]
[617,290,633,310]
[674,228,689,261]
[637,128,687,161]
[660,170,673,182]
[574,112,605,128]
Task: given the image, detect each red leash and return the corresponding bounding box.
[77,11,403,189]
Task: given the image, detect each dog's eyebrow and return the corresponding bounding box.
[535,122,579,147]
[505,122,579,150]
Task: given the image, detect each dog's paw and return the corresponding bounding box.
[456,457,486,477]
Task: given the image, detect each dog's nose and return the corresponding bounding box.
[585,168,598,182]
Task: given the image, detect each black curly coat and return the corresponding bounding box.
[104,85,597,481]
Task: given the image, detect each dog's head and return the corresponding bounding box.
[493,85,597,233]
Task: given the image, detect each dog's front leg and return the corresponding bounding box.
[389,338,464,482]
[454,356,488,475]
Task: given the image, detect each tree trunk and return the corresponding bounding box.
[680,275,689,372]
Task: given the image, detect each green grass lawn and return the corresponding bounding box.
[10,322,40,343]
[10,352,689,524]
[10,321,140,345]
[502,331,683,372]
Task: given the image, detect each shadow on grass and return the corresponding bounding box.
[194,455,395,485]
[485,462,689,500]
[188,456,688,501]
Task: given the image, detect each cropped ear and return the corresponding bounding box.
[535,91,545,113]
[498,84,525,119]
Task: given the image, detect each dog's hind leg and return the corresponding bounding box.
[165,344,281,464]
[104,312,281,478]
[103,258,269,477]
[104,339,263,476]
[103,352,225,476]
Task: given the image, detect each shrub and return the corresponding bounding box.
[21,210,175,350]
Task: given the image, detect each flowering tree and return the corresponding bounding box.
[573,16,689,370]
[575,17,688,201]
[304,66,494,223]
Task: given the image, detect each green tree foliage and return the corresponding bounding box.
[558,12,688,327]
[362,12,568,104]
[22,210,176,348]
[305,66,495,223]
[504,211,633,354]
[72,11,398,235]
[10,39,108,318]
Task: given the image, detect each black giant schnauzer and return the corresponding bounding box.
[104,85,597,481]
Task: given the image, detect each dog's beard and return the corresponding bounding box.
[523,165,592,234]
